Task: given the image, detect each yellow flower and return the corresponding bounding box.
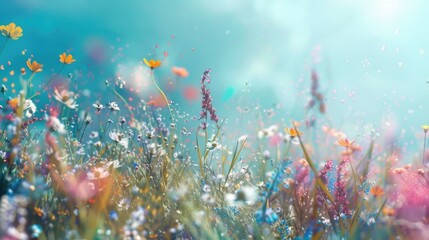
[59,52,76,64]
[143,58,161,69]
[422,124,429,133]
[285,127,301,138]
[0,22,23,40]
[26,60,43,72]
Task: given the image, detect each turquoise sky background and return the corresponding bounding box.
[2,0,429,157]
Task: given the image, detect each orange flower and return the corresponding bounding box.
[285,127,301,137]
[172,66,189,77]
[143,58,161,69]
[34,207,45,217]
[59,52,76,64]
[382,207,395,217]
[337,138,354,148]
[370,186,384,198]
[7,97,19,109]
[26,60,43,72]
[0,22,23,40]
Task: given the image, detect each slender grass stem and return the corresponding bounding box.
[25,72,36,97]
[108,85,133,116]
[151,71,174,122]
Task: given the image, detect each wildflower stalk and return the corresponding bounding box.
[292,123,347,235]
[99,111,112,140]
[151,71,174,122]
[196,130,205,178]
[203,126,222,162]
[79,122,88,142]
[293,123,334,203]
[6,91,25,172]
[357,139,374,182]
[23,72,36,97]
[223,137,247,187]
[108,84,133,116]
[196,123,222,179]
[204,128,208,166]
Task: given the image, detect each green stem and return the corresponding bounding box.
[108,85,133,116]
[26,72,36,97]
[151,71,174,122]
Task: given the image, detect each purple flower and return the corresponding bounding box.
[316,160,333,207]
[334,158,350,216]
[199,69,218,129]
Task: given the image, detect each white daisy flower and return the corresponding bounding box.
[53,88,78,109]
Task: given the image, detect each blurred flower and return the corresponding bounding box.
[422,124,429,135]
[316,160,333,207]
[109,211,118,221]
[26,60,43,72]
[322,125,347,139]
[30,224,42,239]
[53,88,78,109]
[199,69,218,129]
[382,207,395,217]
[1,84,7,95]
[33,207,45,217]
[393,167,406,175]
[59,52,76,64]
[46,115,66,134]
[172,66,189,77]
[370,186,384,198]
[255,208,278,225]
[89,131,99,139]
[337,138,354,148]
[258,125,278,139]
[87,167,110,180]
[92,102,105,113]
[109,131,128,148]
[225,186,258,206]
[24,99,36,117]
[7,97,36,117]
[143,58,161,69]
[0,22,23,40]
[108,102,120,111]
[201,193,215,204]
[62,171,97,201]
[105,159,122,169]
[7,97,20,109]
[0,195,29,239]
[284,127,301,138]
[206,140,221,151]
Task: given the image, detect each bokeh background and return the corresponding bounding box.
[2,0,429,157]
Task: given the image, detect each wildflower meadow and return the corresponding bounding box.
[1,2,429,239]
